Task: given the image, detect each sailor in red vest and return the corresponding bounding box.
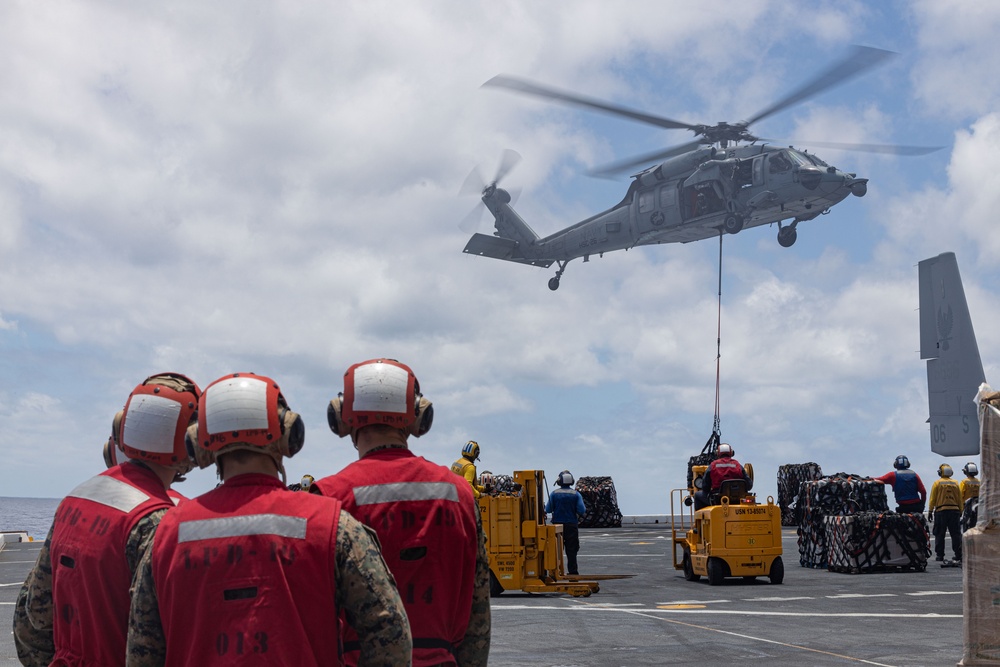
[14,373,201,666]
[317,358,491,667]
[126,372,410,666]
[694,443,753,509]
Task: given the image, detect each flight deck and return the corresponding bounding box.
[0,525,964,666]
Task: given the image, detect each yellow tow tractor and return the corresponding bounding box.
[479,470,631,597]
[671,454,784,585]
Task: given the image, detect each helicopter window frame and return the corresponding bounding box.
[638,189,655,214]
[606,221,622,233]
[659,186,676,208]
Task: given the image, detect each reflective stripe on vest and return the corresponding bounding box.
[177,513,307,543]
[66,474,152,514]
[354,481,459,505]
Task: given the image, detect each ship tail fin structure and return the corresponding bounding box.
[919,252,986,456]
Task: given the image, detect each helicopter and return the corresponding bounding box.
[461,46,940,291]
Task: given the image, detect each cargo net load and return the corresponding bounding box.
[796,473,890,569]
[777,462,824,526]
[576,476,623,528]
[825,511,931,573]
[491,474,519,495]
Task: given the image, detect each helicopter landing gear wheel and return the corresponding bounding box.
[723,214,744,235]
[548,260,569,291]
[777,226,797,248]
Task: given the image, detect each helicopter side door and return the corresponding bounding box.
[633,181,682,236]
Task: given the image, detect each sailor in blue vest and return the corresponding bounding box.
[874,455,927,514]
[545,470,587,575]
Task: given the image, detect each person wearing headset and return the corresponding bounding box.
[960,462,980,532]
[316,358,490,667]
[14,373,200,667]
[874,455,927,514]
[126,372,410,666]
[545,470,587,576]
[451,440,485,499]
[928,463,963,562]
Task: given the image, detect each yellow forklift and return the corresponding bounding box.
[479,470,629,597]
[670,440,784,586]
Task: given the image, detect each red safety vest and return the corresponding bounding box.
[709,457,746,489]
[151,474,342,667]
[49,462,174,666]
[316,448,479,667]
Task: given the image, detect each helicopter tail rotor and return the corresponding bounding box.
[458,149,522,233]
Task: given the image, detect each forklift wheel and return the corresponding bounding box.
[769,556,784,585]
[682,552,700,582]
[707,557,726,586]
[489,571,504,598]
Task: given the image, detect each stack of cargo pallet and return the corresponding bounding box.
[962,386,1000,665]
[797,473,889,568]
[825,511,930,573]
[576,476,623,528]
[777,462,824,526]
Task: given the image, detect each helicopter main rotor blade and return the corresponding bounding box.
[745,46,896,127]
[484,75,696,132]
[761,138,943,156]
[589,139,706,179]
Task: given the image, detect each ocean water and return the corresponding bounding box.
[0,497,60,542]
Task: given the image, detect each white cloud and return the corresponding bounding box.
[0,1,992,511]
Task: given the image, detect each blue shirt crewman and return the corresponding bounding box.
[545,470,587,575]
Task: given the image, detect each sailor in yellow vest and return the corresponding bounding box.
[960,462,980,532]
[928,464,963,562]
[960,462,980,504]
[451,440,485,498]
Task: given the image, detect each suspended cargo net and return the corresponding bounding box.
[825,511,930,573]
[576,476,623,528]
[796,473,889,568]
[687,452,716,490]
[777,462,824,526]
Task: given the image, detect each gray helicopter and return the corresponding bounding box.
[462,47,939,291]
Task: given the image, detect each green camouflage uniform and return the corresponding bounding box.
[454,513,491,667]
[13,508,168,666]
[126,509,412,667]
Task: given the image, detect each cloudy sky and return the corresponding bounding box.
[1,0,998,515]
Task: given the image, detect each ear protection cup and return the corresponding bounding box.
[111,410,124,450]
[185,422,215,469]
[103,437,119,469]
[278,403,305,457]
[409,396,434,437]
[327,395,349,437]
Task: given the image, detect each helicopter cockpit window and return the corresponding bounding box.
[768,151,793,174]
[788,149,828,168]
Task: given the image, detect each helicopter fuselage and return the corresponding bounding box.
[463,144,868,289]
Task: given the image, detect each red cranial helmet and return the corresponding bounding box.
[115,373,201,473]
[327,358,433,438]
[191,373,303,469]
